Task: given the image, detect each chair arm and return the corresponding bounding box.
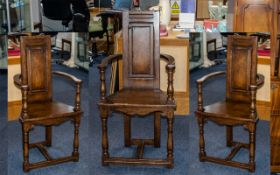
[53,71,82,84]
[52,71,83,112]
[98,54,122,69]
[160,54,176,103]
[197,71,226,84]
[13,74,22,89]
[256,73,265,89]
[160,54,175,67]
[196,71,226,111]
[98,54,122,102]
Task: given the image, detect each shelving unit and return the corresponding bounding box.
[0,0,7,33]
[0,35,7,69]
[5,0,32,32]
[74,33,89,70]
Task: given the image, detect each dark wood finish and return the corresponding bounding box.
[275,35,280,77]
[13,35,83,172]
[271,80,280,172]
[97,11,176,168]
[195,35,264,172]
[234,0,275,32]
[233,0,280,171]
[272,81,280,116]
[233,0,277,76]
[271,116,280,171]
[271,0,280,172]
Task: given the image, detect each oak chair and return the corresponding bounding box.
[195,35,264,172]
[98,11,176,168]
[13,35,83,172]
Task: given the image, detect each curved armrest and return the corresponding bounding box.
[52,71,82,112]
[160,54,175,68]
[98,54,122,69]
[256,73,265,89]
[52,71,82,84]
[197,71,226,84]
[196,71,226,111]
[13,74,22,89]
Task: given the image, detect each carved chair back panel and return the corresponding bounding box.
[122,11,160,89]
[226,35,258,103]
[20,35,52,103]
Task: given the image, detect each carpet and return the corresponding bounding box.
[0,70,7,175]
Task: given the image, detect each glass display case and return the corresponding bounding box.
[6,0,32,32]
[74,33,89,70]
[0,35,7,69]
[0,0,7,33]
[189,33,203,70]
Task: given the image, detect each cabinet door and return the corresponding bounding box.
[272,80,280,116]
[271,80,280,172]
[234,0,274,32]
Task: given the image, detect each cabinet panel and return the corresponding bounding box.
[271,80,280,172]
[234,0,274,32]
[272,80,280,116]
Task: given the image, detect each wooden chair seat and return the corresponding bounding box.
[23,101,82,122]
[197,101,255,123]
[101,89,176,108]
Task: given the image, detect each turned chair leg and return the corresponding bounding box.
[226,126,233,147]
[22,124,30,172]
[197,117,206,161]
[124,114,131,147]
[154,112,161,148]
[166,113,174,169]
[72,118,80,161]
[248,123,256,172]
[101,112,109,166]
[45,126,52,147]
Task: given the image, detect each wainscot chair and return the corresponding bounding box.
[14,35,83,172]
[98,11,176,168]
[195,35,265,172]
